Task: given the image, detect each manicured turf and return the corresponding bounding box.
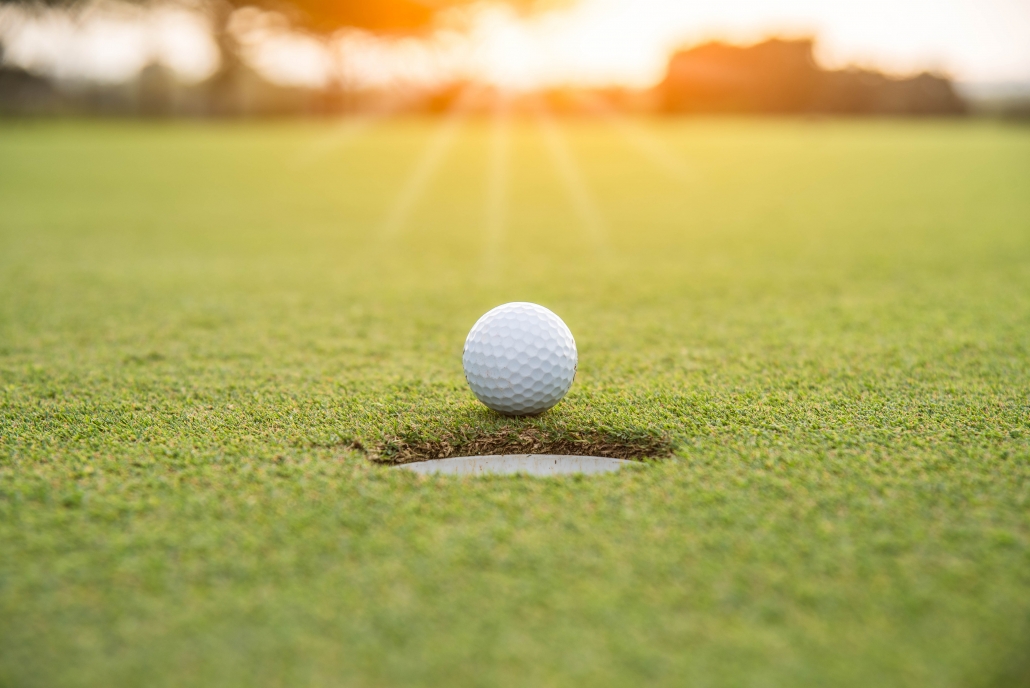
[1,117,1029,687]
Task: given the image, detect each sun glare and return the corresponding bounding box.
[1,0,1028,88]
[467,7,543,90]
[328,0,1030,91]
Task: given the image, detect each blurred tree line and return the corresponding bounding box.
[0,0,551,115]
[1,0,1027,118]
[662,39,966,116]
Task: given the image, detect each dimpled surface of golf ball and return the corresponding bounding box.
[463,302,577,416]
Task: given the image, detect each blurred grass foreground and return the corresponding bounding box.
[1,116,1029,686]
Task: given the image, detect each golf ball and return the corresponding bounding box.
[462,302,578,416]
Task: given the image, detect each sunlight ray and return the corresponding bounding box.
[290,114,381,169]
[378,88,475,241]
[576,93,696,183]
[533,102,609,255]
[479,93,510,282]
[289,93,418,169]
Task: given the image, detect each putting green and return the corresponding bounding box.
[1,118,1028,687]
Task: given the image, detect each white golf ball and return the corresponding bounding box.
[462,302,578,416]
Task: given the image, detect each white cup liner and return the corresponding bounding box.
[393,454,637,477]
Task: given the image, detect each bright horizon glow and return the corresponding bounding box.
[0,3,218,83]
[1,0,1028,88]
[457,0,1030,88]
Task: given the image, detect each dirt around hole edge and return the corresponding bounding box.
[368,426,675,465]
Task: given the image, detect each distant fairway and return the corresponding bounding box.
[1,117,1028,687]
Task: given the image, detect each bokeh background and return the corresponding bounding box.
[1,0,1028,118]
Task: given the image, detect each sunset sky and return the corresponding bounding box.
[1,0,1028,88]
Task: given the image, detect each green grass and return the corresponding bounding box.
[1,116,1029,687]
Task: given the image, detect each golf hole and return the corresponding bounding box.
[394,454,638,476]
[370,427,673,465]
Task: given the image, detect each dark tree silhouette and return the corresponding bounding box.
[662,38,966,116]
